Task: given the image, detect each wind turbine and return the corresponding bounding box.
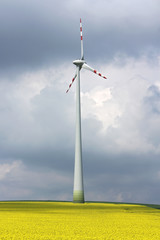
[66,19,107,203]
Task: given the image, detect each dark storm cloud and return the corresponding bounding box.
[0,0,159,74]
[1,146,160,203]
[0,0,77,72]
[83,151,160,204]
[0,123,160,203]
[0,82,75,171]
[0,0,160,204]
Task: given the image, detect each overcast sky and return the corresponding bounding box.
[0,0,160,204]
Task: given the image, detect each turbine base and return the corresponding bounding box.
[73,190,85,203]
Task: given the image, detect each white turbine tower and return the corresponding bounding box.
[66,19,107,203]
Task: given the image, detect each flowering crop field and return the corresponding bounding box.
[0,201,160,239]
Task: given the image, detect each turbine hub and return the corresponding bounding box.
[73,59,86,67]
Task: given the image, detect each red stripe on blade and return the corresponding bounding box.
[81,36,83,40]
[99,73,101,76]
[94,70,97,73]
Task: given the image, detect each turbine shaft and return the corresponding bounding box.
[73,66,84,203]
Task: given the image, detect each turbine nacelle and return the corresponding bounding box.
[73,59,86,67]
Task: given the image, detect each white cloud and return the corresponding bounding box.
[0,160,21,180]
[0,55,160,156]
[81,87,121,131]
[78,56,160,155]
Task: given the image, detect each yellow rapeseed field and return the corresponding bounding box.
[0,201,160,239]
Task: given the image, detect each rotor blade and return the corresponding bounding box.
[80,18,84,60]
[82,63,107,79]
[66,73,77,93]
